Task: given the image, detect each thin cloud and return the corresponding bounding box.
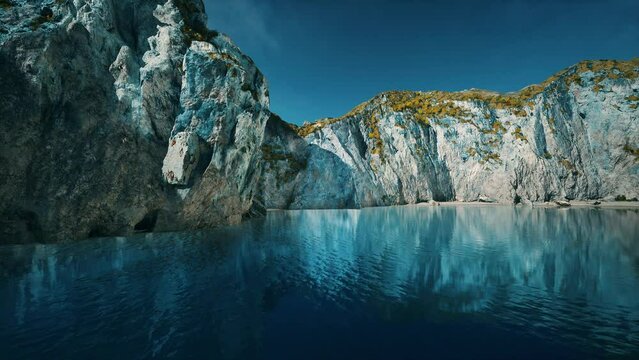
[204,0,279,52]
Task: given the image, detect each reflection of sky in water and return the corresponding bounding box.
[0,207,638,359]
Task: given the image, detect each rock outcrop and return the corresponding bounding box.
[0,0,268,243]
[261,114,356,209]
[262,59,639,208]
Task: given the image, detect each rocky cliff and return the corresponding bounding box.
[263,59,639,208]
[0,0,269,243]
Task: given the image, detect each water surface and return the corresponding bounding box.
[1,206,638,359]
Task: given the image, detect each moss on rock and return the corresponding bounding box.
[623,144,639,161]
[0,0,13,10]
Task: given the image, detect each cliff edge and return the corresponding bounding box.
[0,0,269,243]
[262,59,639,208]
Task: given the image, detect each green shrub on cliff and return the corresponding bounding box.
[30,7,54,30]
[366,113,384,156]
[480,120,506,135]
[623,144,639,161]
[174,0,218,44]
[294,59,639,138]
[0,0,13,10]
[512,126,528,142]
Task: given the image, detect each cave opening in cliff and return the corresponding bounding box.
[134,210,159,233]
[88,225,110,238]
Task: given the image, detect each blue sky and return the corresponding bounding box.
[204,0,639,124]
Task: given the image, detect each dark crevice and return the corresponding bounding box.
[514,194,522,205]
[185,142,213,188]
[134,210,159,232]
[1,210,43,244]
[88,225,110,238]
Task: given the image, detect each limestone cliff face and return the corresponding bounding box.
[261,114,356,209]
[0,0,268,243]
[263,60,639,208]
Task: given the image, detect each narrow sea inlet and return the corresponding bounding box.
[1,206,638,359]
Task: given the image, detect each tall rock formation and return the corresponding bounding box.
[262,60,639,208]
[0,0,268,243]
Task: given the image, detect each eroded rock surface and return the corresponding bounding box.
[0,0,268,243]
[263,60,639,208]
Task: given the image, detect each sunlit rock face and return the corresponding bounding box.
[261,115,356,209]
[165,38,270,228]
[0,0,268,243]
[162,131,200,185]
[264,60,639,208]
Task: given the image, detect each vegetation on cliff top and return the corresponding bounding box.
[174,0,219,44]
[296,99,371,137]
[0,0,13,10]
[295,58,639,138]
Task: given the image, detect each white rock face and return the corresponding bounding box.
[263,60,639,208]
[163,36,271,228]
[162,131,200,185]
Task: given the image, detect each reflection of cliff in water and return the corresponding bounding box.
[282,207,639,354]
[284,207,639,303]
[1,207,638,357]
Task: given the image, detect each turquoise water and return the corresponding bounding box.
[1,206,638,359]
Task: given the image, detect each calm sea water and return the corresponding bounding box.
[1,206,638,359]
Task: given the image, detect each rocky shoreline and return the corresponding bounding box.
[417,200,639,209]
[267,201,639,212]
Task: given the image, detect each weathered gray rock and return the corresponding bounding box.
[0,0,268,243]
[264,60,639,209]
[261,114,356,209]
[162,131,200,185]
[478,196,497,203]
[164,37,270,229]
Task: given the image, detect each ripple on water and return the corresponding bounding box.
[1,206,638,359]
